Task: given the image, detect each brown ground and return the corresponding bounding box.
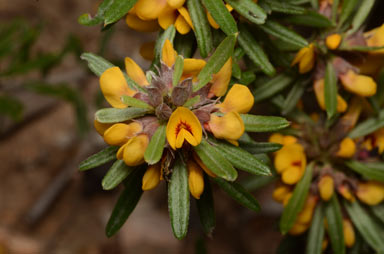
[0,1,282,253]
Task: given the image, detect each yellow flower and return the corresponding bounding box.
[313,79,347,113]
[291,43,315,74]
[325,33,342,50]
[343,219,355,248]
[364,23,384,55]
[117,134,149,166]
[126,13,160,32]
[187,160,204,199]
[94,120,113,136]
[272,183,292,203]
[362,128,384,154]
[166,107,202,150]
[336,137,356,158]
[318,175,334,201]
[103,122,142,146]
[289,195,317,235]
[210,58,232,97]
[339,70,377,97]
[217,84,254,114]
[356,181,384,205]
[142,163,161,190]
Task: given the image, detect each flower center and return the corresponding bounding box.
[292,160,302,167]
[175,121,193,136]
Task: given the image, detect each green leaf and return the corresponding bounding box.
[265,0,306,14]
[196,175,215,235]
[212,139,271,176]
[188,0,213,58]
[324,60,338,119]
[174,32,196,58]
[238,24,275,76]
[344,200,384,252]
[81,52,114,76]
[225,0,267,25]
[282,79,307,115]
[339,0,359,26]
[280,163,313,234]
[349,109,384,138]
[325,195,345,254]
[104,0,138,25]
[242,174,277,191]
[331,0,340,23]
[102,160,134,190]
[241,114,290,132]
[306,204,325,254]
[194,139,237,181]
[78,0,113,26]
[213,177,260,212]
[95,107,149,123]
[183,95,200,107]
[194,34,236,92]
[144,125,166,165]
[0,95,23,121]
[173,55,184,87]
[239,140,282,154]
[348,0,375,34]
[345,160,384,182]
[121,95,153,110]
[252,72,295,102]
[260,20,308,48]
[168,157,190,240]
[79,146,119,171]
[202,0,237,35]
[105,168,144,237]
[281,11,333,28]
[371,203,384,224]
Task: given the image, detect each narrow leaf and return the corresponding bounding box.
[281,11,334,28]
[252,72,294,102]
[345,160,384,182]
[102,160,134,190]
[239,140,282,154]
[225,0,267,25]
[144,125,166,165]
[95,107,149,123]
[121,95,153,110]
[194,139,237,181]
[79,146,118,171]
[306,204,325,254]
[168,157,190,240]
[183,95,200,107]
[213,177,260,212]
[282,79,307,115]
[196,175,216,235]
[104,0,138,25]
[260,20,308,48]
[266,0,306,14]
[348,109,384,138]
[280,163,313,234]
[339,0,359,26]
[371,203,384,224]
[172,55,184,87]
[325,195,345,254]
[324,60,338,119]
[80,52,114,76]
[241,114,290,132]
[202,0,238,35]
[348,0,375,34]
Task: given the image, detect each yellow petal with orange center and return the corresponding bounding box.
[140,41,155,61]
[94,120,113,136]
[210,58,232,97]
[339,70,377,97]
[142,164,161,191]
[135,0,168,20]
[336,137,356,158]
[218,84,254,114]
[158,10,177,30]
[313,79,347,113]
[103,122,142,146]
[187,160,204,199]
[166,107,202,150]
[162,39,177,67]
[126,14,159,32]
[167,0,185,8]
[325,33,342,50]
[175,14,191,35]
[274,143,305,173]
[125,57,149,87]
[356,181,384,205]
[123,134,149,166]
[177,7,194,29]
[318,175,334,201]
[208,111,245,141]
[100,67,136,108]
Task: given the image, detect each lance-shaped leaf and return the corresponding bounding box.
[103,0,138,25]
[280,163,313,234]
[241,114,290,132]
[202,0,237,35]
[212,139,271,176]
[174,32,196,58]
[252,72,295,102]
[260,20,308,48]
[281,11,334,28]
[188,0,213,58]
[183,95,200,107]
[306,204,325,254]
[348,109,384,138]
[242,174,277,191]
[194,34,236,92]
[121,95,153,110]
[348,0,375,35]
[168,157,190,240]
[239,140,282,154]
[324,60,338,119]
[79,146,118,171]
[196,175,215,235]
[102,160,135,190]
[213,177,260,212]
[339,0,359,27]
[225,0,266,25]
[81,52,114,76]
[95,107,149,123]
[144,125,166,165]
[325,195,345,254]
[172,55,184,87]
[194,139,237,181]
[78,0,113,26]
[345,160,384,182]
[105,168,144,237]
[344,200,384,252]
[371,203,384,224]
[282,79,307,115]
[238,24,275,76]
[264,0,306,14]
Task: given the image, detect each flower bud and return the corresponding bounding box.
[336,138,356,158]
[343,219,355,248]
[338,184,355,202]
[156,103,172,121]
[282,166,302,185]
[339,70,377,97]
[291,43,315,73]
[208,112,245,142]
[272,184,291,203]
[94,120,113,136]
[171,78,192,106]
[318,175,334,201]
[356,181,384,205]
[142,164,161,191]
[122,134,149,166]
[103,122,142,146]
[187,160,204,199]
[326,33,342,50]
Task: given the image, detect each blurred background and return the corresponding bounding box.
[0,1,289,253]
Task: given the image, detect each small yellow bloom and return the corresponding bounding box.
[162,39,177,67]
[187,160,204,199]
[117,134,149,166]
[166,107,202,150]
[318,175,334,201]
[313,79,347,113]
[217,84,254,114]
[296,195,317,224]
[325,34,342,50]
[364,23,384,55]
[343,219,355,248]
[336,137,356,158]
[103,122,142,146]
[283,136,298,146]
[291,44,315,74]
[167,0,185,9]
[339,70,377,97]
[100,67,136,108]
[356,181,384,205]
[125,57,149,86]
[269,133,284,144]
[208,111,245,143]
[274,143,306,184]
[142,164,161,190]
[134,0,168,20]
[126,13,160,32]
[272,184,291,203]
[183,58,206,79]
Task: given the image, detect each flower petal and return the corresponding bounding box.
[313,79,347,113]
[100,67,136,108]
[210,58,232,97]
[177,7,194,29]
[365,23,384,54]
[274,143,305,173]
[339,70,377,97]
[135,0,168,20]
[207,11,219,29]
[123,134,149,166]
[208,111,244,141]
[125,57,149,86]
[318,175,334,201]
[167,0,185,9]
[187,160,204,199]
[158,10,177,30]
[336,137,356,158]
[183,58,206,77]
[325,33,341,50]
[218,84,254,114]
[298,44,315,73]
[162,39,177,67]
[282,165,302,185]
[125,14,159,32]
[356,181,384,205]
[175,14,191,35]
[142,164,161,191]
[94,120,113,136]
[103,122,142,146]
